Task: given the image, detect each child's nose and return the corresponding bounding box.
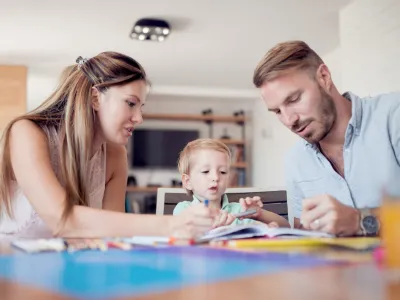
[211,172,219,181]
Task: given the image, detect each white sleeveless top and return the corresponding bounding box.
[0,125,106,239]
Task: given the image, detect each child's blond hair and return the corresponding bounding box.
[178,138,231,195]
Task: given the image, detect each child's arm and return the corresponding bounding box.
[173,201,192,215]
[255,209,290,227]
[239,196,290,227]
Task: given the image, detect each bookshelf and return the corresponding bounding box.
[127,111,249,193]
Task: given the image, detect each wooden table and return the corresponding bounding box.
[1,241,399,300]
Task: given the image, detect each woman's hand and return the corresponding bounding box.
[212,210,236,228]
[169,203,218,239]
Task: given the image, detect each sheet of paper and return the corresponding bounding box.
[125,236,170,246]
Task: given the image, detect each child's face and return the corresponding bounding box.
[184,149,230,202]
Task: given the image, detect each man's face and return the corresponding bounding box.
[260,69,336,144]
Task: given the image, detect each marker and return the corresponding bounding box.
[168,236,195,246]
[232,208,258,218]
[204,199,209,207]
[107,240,131,250]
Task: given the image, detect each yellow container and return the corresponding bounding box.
[381,194,400,274]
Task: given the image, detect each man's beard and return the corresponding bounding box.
[294,87,336,144]
[316,87,336,142]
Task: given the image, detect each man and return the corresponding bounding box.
[253,40,400,236]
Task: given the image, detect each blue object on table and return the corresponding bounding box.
[0,246,342,299]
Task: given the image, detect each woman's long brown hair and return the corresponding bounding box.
[0,52,147,223]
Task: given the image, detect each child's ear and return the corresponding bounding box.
[182,174,193,191]
[91,87,101,111]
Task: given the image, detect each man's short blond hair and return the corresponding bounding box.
[253,40,324,88]
[178,138,231,195]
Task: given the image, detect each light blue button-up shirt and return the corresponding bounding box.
[285,91,400,219]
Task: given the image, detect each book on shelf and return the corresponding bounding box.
[227,144,246,187]
[228,144,243,163]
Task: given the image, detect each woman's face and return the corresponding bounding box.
[93,80,147,145]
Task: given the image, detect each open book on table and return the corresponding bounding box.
[197,223,333,243]
[127,223,333,246]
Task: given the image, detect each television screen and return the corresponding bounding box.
[131,129,199,168]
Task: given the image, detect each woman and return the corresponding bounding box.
[0,52,215,238]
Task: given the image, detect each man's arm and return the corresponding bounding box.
[293,208,379,234]
[357,207,381,236]
[370,208,380,218]
[296,208,380,233]
[301,194,381,236]
[389,98,400,163]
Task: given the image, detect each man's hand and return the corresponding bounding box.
[239,196,263,219]
[301,194,360,236]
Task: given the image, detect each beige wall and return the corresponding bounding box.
[340,0,400,96]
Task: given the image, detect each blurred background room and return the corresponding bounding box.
[1,0,399,214]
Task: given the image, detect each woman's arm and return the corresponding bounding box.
[8,120,214,238]
[102,144,128,212]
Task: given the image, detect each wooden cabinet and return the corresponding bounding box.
[0,66,27,132]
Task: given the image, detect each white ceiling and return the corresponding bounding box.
[0,0,351,94]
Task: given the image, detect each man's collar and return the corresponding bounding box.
[343,91,362,135]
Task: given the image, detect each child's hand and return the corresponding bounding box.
[170,203,218,239]
[239,196,263,219]
[212,210,236,228]
[252,220,279,228]
[267,221,279,228]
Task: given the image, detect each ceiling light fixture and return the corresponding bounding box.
[130,18,170,42]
